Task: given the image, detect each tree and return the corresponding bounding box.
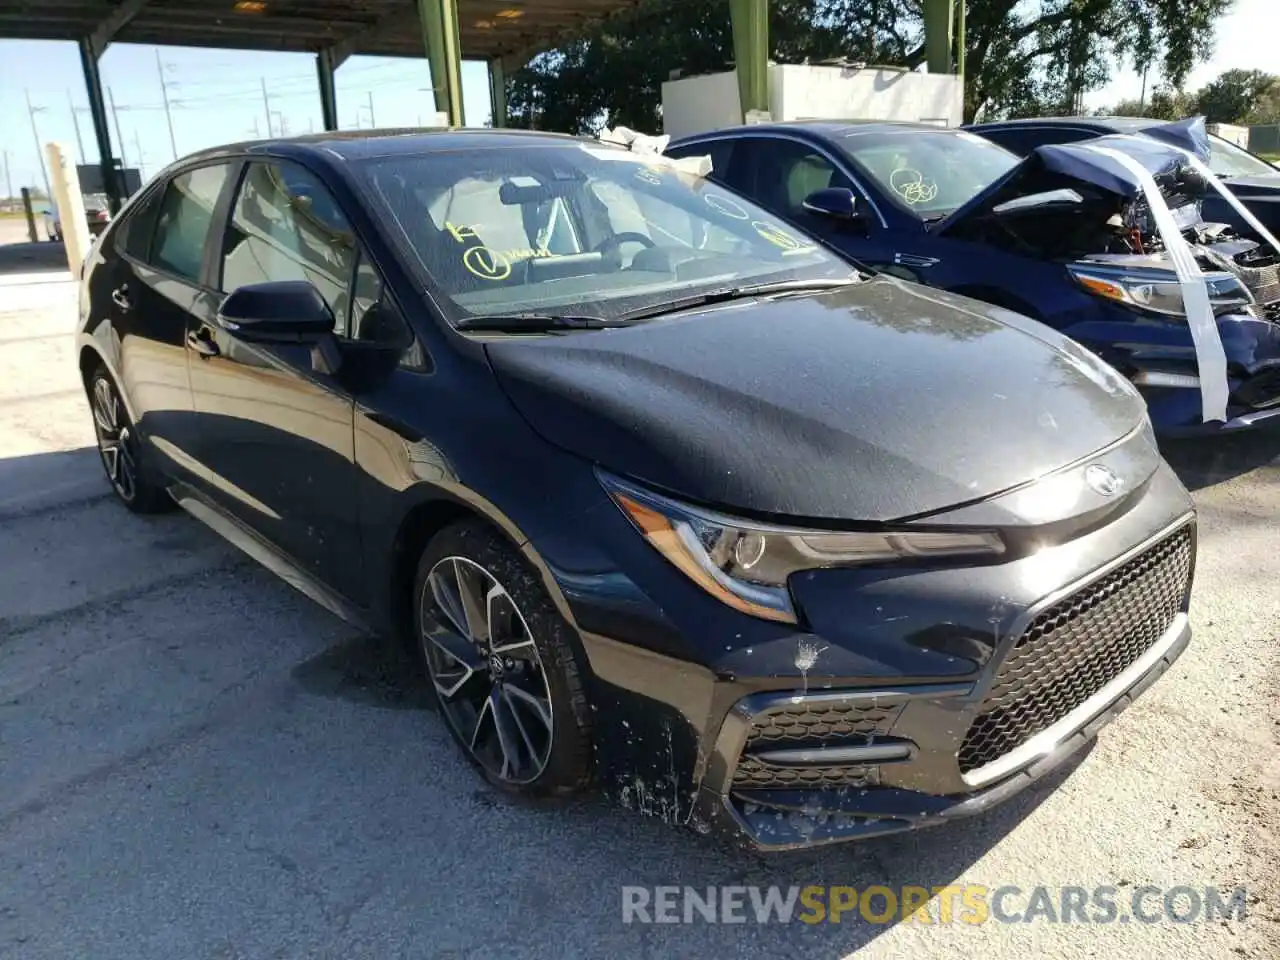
[1192,68,1280,124]
[1099,86,1197,121]
[507,0,1234,132]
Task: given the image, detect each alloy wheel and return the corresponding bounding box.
[422,556,556,784]
[91,376,138,504]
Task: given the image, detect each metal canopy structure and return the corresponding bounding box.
[2,1,952,217]
[1,0,649,212]
[0,0,644,63]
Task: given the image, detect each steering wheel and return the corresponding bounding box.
[593,232,657,256]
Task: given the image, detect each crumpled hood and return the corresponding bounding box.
[484,278,1146,522]
[936,132,1210,235]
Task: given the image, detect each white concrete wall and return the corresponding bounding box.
[1207,122,1249,148]
[660,72,743,140]
[770,65,962,127]
[660,65,964,138]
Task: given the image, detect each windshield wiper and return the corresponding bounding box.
[614,276,859,323]
[455,313,627,332]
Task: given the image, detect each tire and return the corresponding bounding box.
[413,519,593,796]
[87,364,173,514]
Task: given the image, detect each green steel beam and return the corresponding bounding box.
[489,59,507,128]
[417,0,463,126]
[729,0,769,120]
[923,0,954,74]
[954,0,966,79]
[316,48,339,131]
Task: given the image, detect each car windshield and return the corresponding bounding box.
[837,129,1020,218]
[1205,135,1277,179]
[358,142,851,323]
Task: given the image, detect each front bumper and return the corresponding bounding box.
[577,497,1195,851]
[699,609,1190,850]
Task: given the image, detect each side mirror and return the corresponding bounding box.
[802,187,860,220]
[217,281,335,344]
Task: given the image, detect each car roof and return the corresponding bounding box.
[969,116,1161,133]
[170,127,595,169]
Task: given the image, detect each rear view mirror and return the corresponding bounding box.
[802,187,860,220]
[218,281,336,343]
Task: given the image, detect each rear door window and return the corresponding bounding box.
[150,164,233,282]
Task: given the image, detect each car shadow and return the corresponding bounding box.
[1159,428,1280,490]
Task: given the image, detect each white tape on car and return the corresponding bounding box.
[1083,144,1230,424]
[593,126,713,177]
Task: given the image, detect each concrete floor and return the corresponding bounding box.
[0,273,1277,959]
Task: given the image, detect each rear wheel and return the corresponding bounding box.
[413,520,592,796]
[88,365,172,513]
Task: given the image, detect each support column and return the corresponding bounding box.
[417,0,463,127]
[729,0,769,122]
[489,59,506,128]
[923,0,955,74]
[78,37,122,213]
[317,48,339,131]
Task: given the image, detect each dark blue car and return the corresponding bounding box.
[967,115,1280,240]
[667,121,1280,434]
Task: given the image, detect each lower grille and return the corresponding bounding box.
[1233,368,1280,410]
[745,701,901,748]
[958,524,1193,775]
[733,756,880,790]
[733,700,902,790]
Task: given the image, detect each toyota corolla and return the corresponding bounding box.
[77,129,1195,849]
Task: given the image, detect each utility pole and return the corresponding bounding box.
[66,90,87,164]
[107,87,129,171]
[261,77,272,137]
[155,50,178,160]
[250,116,261,139]
[1139,63,1150,110]
[367,90,376,128]
[132,129,145,181]
[24,89,52,199]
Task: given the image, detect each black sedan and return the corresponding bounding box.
[78,128,1195,849]
[968,115,1280,239]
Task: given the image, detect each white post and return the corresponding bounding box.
[45,141,91,272]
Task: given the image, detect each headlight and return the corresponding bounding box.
[601,473,1004,624]
[1068,263,1253,318]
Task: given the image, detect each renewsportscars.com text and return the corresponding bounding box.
[621,884,1249,925]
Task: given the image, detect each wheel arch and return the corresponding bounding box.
[382,488,584,654]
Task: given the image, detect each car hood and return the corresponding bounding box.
[483,278,1146,522]
[935,131,1210,236]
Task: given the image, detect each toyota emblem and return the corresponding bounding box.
[1085,464,1123,497]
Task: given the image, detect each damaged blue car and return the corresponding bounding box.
[668,120,1280,434]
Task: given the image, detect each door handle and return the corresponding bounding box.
[186,328,220,358]
[111,286,133,311]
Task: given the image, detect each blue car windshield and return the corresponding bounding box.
[358,143,851,322]
[838,129,1020,218]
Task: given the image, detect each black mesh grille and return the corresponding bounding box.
[733,757,880,790]
[745,702,901,748]
[733,701,902,789]
[958,525,1193,775]
[1233,368,1280,410]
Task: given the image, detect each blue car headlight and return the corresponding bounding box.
[600,472,1005,624]
[1068,263,1254,319]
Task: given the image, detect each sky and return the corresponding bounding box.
[1,0,1275,197]
[1082,0,1277,111]
[0,39,494,197]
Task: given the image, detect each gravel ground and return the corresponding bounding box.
[1,276,1277,959]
